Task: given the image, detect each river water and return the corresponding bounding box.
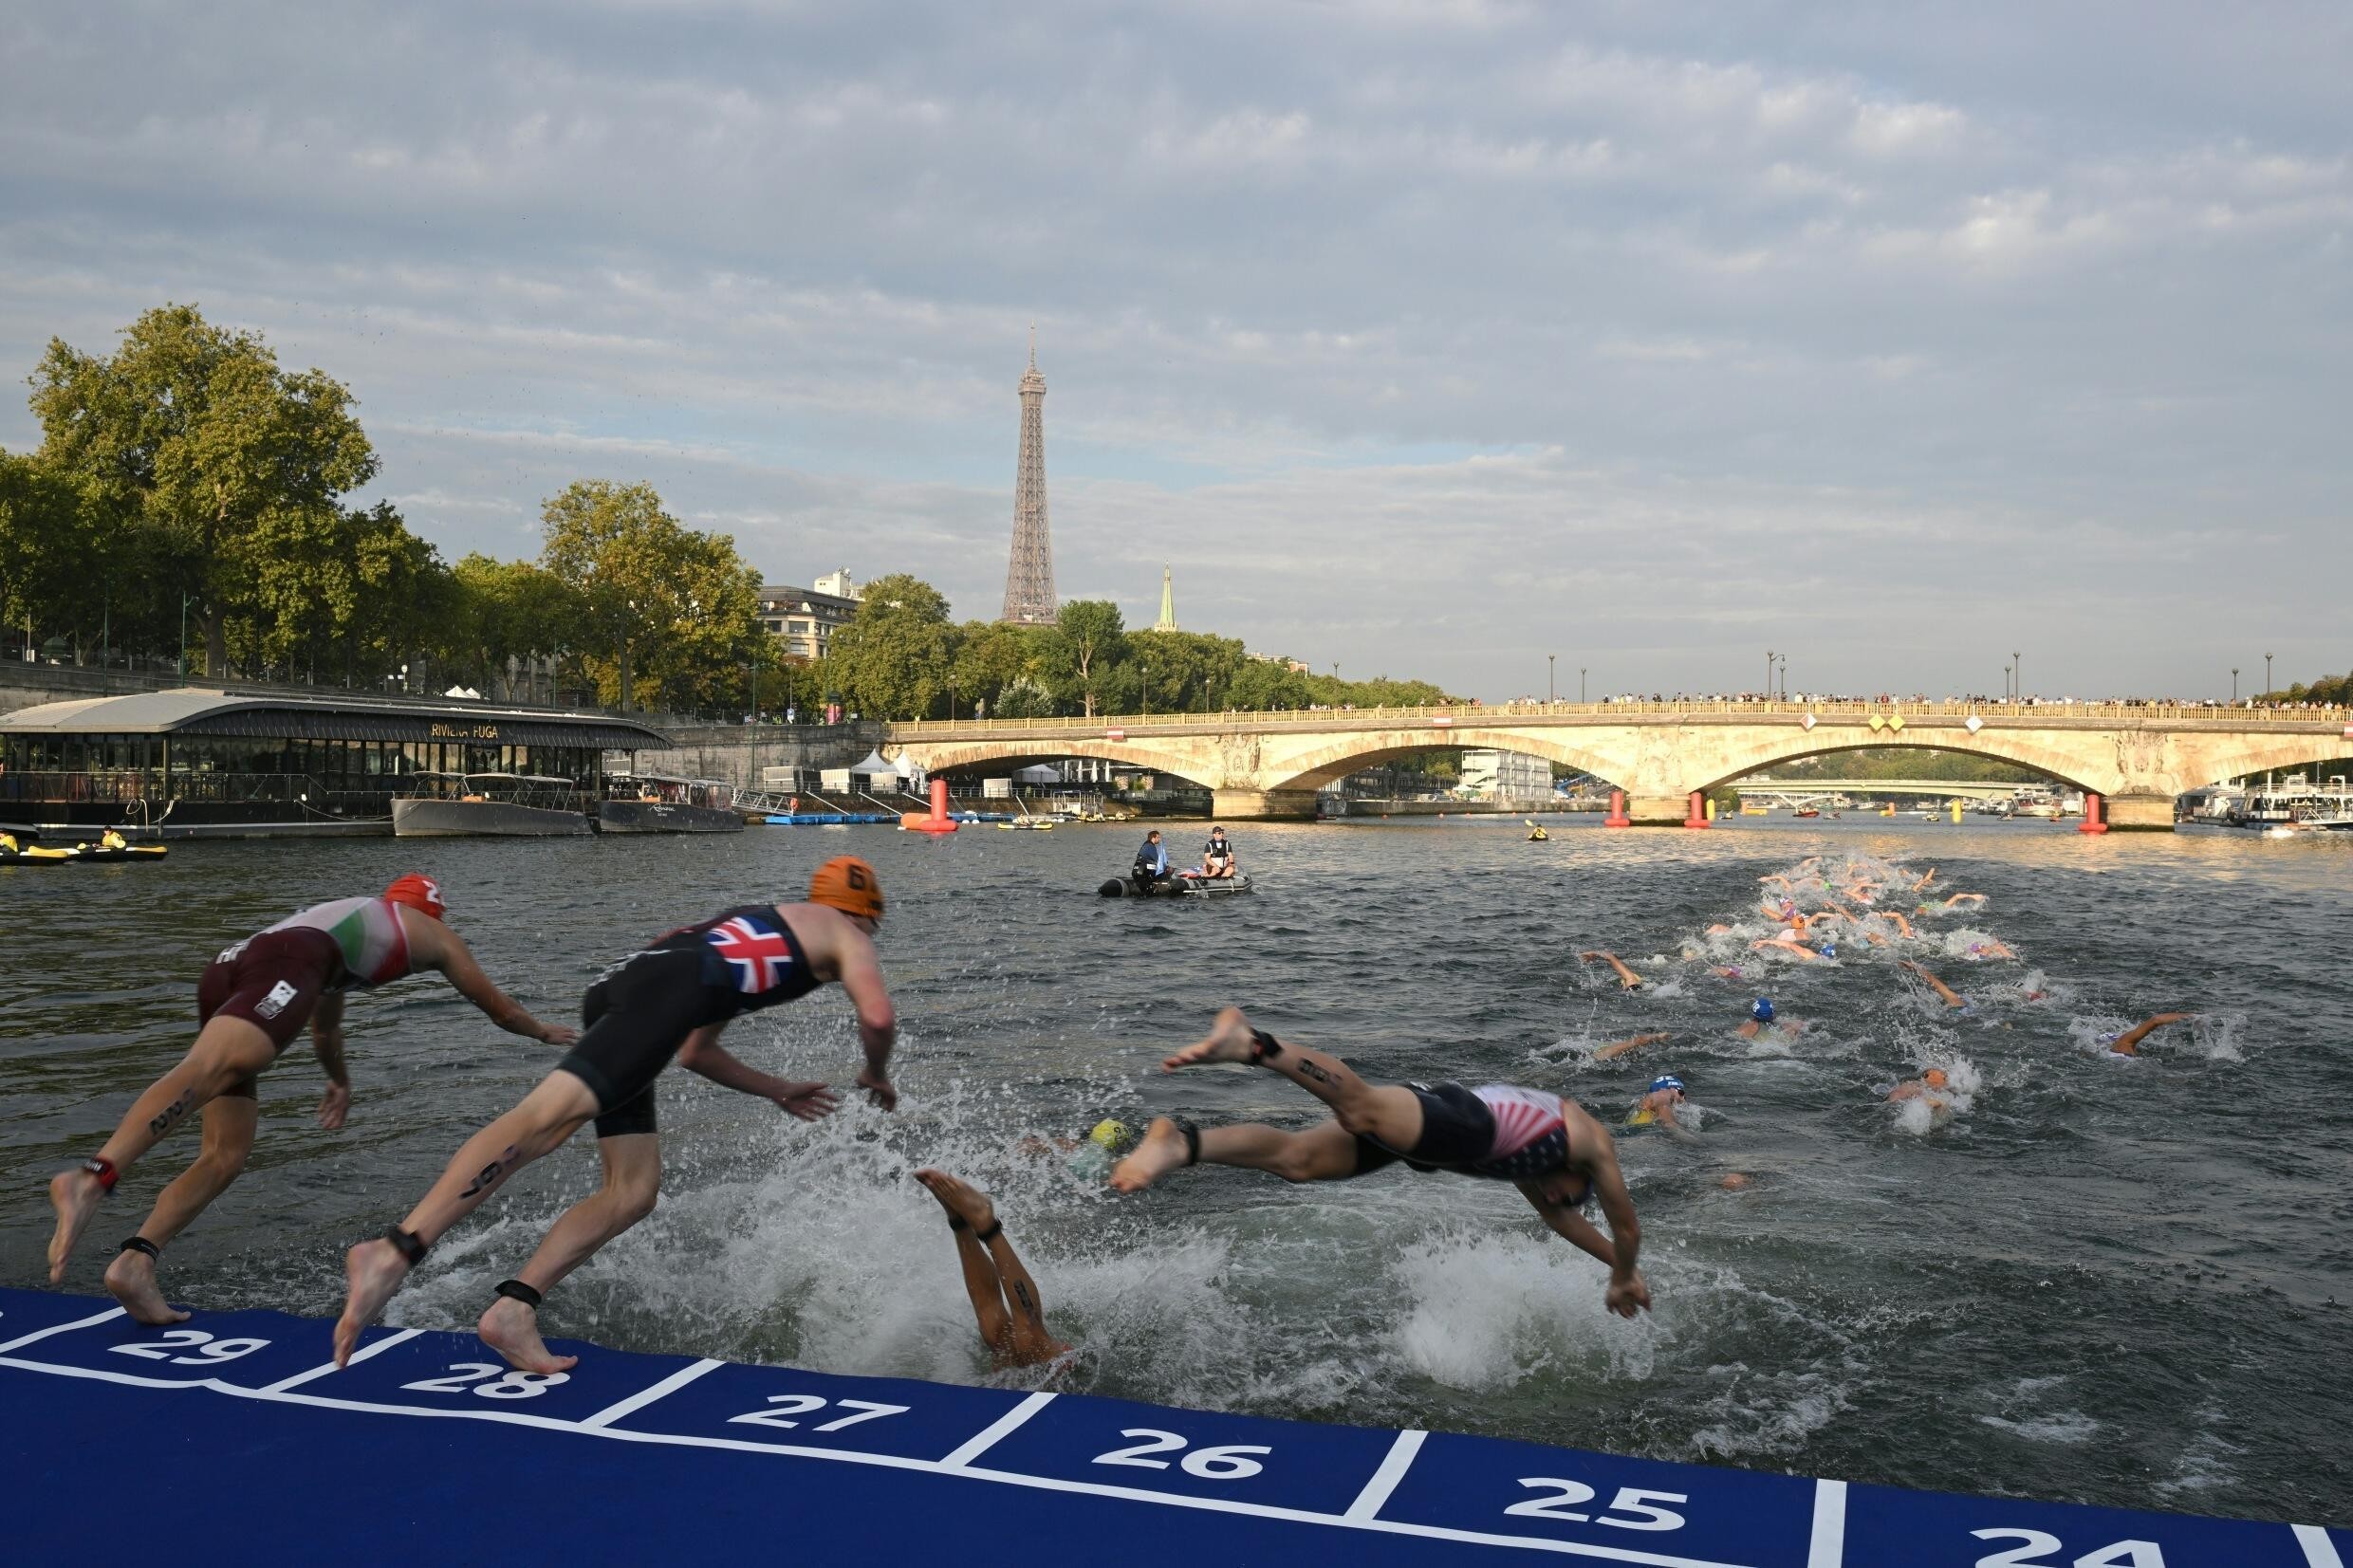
[3,818,2347,1524]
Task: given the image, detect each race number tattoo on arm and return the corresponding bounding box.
[1012,1281,1044,1326]
[149,1089,195,1137]
[458,1146,522,1202]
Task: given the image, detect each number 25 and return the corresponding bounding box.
[1507,1479,1688,1532]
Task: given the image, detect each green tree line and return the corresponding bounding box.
[828,576,1454,721]
[0,304,783,713]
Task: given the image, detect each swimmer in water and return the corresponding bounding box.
[1887,1067,1951,1103]
[1016,1118,1138,1183]
[1899,960,1970,1010]
[332,858,899,1373]
[2102,1012,2195,1056]
[1111,1006,1652,1317]
[1940,892,1988,909]
[1580,951,1644,990]
[1751,930,1821,961]
[913,1170,1069,1370]
[1624,1075,1692,1135]
[1912,867,1936,892]
[1962,938,2016,961]
[1591,1031,1672,1062]
[45,876,575,1324]
[1735,998,1806,1039]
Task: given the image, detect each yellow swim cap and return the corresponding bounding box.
[1087,1118,1128,1150]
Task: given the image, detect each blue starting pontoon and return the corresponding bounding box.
[0,1288,2340,1565]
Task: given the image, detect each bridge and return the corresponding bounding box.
[884,700,2353,829]
[1736,779,2032,806]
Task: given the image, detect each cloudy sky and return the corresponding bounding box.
[3,2,2346,700]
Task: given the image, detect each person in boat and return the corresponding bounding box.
[1200,825,1237,879]
[1580,950,1644,990]
[46,876,576,1324]
[913,1169,1069,1370]
[1110,1006,1652,1319]
[1132,829,1174,887]
[332,858,899,1374]
[2102,1012,2195,1056]
[1624,1075,1692,1134]
[99,826,129,850]
[0,828,19,856]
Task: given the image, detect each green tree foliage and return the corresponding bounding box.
[2264,673,2352,706]
[1768,747,2039,784]
[830,573,958,719]
[0,449,93,658]
[1051,599,1126,717]
[28,304,377,675]
[444,554,579,700]
[538,479,766,711]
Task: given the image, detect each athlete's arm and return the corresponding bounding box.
[1514,1182,1619,1269]
[312,992,351,1130]
[2109,1012,2192,1056]
[676,1024,841,1119]
[1899,960,1965,1007]
[1580,1125,1651,1317]
[410,921,577,1045]
[831,926,899,1111]
[1592,1031,1669,1062]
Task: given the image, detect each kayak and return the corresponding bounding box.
[67,845,170,862]
[1,846,74,864]
[1098,874,1253,898]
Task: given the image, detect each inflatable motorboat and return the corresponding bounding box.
[1098,873,1253,898]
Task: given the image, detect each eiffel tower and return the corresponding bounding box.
[999,328,1058,624]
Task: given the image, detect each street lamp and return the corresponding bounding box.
[2232,667,2239,703]
[2265,652,2272,701]
[1142,659,1152,717]
[1580,667,1587,703]
[1547,654,1556,704]
[1777,653,1788,700]
[2004,662,2012,700]
[1765,650,1774,700]
[2012,651,2021,702]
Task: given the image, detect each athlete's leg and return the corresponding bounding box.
[102,1092,261,1324]
[47,1014,275,1282]
[916,1170,1066,1368]
[1112,1117,1362,1192]
[985,1229,1065,1367]
[1158,1006,1425,1151]
[475,1132,660,1374]
[335,1070,600,1365]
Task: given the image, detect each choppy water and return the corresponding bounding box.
[4,818,2348,1524]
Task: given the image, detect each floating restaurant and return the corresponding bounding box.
[0,689,672,837]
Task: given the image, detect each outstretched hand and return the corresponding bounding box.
[856,1067,898,1112]
[539,1022,581,1047]
[317,1081,351,1130]
[1604,1269,1652,1319]
[771,1082,841,1121]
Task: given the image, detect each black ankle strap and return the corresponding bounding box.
[1248,1027,1284,1061]
[383,1226,428,1266]
[493,1278,544,1310]
[1170,1116,1200,1167]
[946,1212,969,1231]
[973,1220,1003,1245]
[119,1235,160,1261]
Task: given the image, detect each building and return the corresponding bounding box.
[1457,748,1553,801]
[1150,565,1176,633]
[1001,330,1058,624]
[0,689,667,835]
[759,581,862,662]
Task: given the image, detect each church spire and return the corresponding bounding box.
[1153,564,1176,633]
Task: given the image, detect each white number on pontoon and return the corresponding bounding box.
[1507,1480,1688,1532]
[1092,1429,1270,1480]
[727,1394,909,1432]
[112,1330,271,1364]
[399,1361,569,1399]
[1973,1529,2167,1568]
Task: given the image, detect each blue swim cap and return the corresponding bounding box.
[1649,1075,1686,1095]
[1751,998,1776,1023]
[1821,944,1838,959]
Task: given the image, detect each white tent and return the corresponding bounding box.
[849,749,898,779]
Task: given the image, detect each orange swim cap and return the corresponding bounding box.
[1923,1067,1949,1089]
[384,873,447,922]
[808,856,884,922]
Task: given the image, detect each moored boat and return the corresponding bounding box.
[392,773,592,837]
[598,774,744,834]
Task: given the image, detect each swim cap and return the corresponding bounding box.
[808,856,884,922]
[1087,1118,1128,1150]
[384,874,447,922]
[1751,998,1776,1023]
[1923,1068,1949,1088]
[1649,1076,1686,1095]
[1821,944,1838,959]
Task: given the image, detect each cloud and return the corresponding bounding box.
[0,0,2345,697]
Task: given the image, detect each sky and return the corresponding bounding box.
[1,1,2346,702]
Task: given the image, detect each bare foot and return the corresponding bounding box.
[1109,1117,1191,1193]
[477,1295,578,1374]
[334,1239,409,1368]
[1159,1005,1258,1072]
[46,1169,103,1283]
[913,1169,998,1234]
[103,1248,190,1325]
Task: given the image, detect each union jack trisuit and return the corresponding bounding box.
[555,906,824,1140]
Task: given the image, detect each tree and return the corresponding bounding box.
[0,449,83,659]
[829,573,958,720]
[952,618,1053,717]
[448,554,579,700]
[28,304,377,676]
[1051,600,1125,718]
[1228,658,1310,711]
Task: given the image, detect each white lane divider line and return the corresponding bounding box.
[1344,1429,1427,1522]
[261,1328,423,1393]
[579,1357,723,1430]
[938,1391,1057,1469]
[2296,1523,2345,1568]
[1806,1478,1845,1568]
[0,1305,125,1356]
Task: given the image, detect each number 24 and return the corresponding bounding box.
[1974,1530,2166,1568]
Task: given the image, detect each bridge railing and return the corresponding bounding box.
[889,698,2353,736]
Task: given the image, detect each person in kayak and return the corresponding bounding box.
[1200,825,1237,880]
[331,858,899,1374]
[45,876,575,1323]
[1111,1006,1651,1318]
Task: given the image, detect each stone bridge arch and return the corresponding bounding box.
[1259,727,1639,798]
[886,738,1221,791]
